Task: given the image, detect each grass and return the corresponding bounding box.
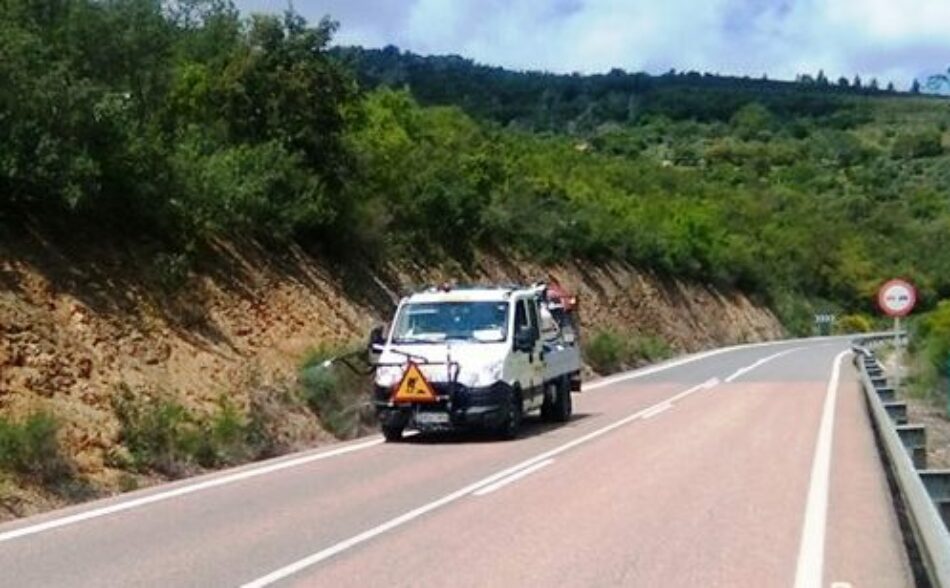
[583,329,673,375]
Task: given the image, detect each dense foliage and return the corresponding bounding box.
[3,2,950,333]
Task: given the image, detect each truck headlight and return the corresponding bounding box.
[467,360,505,388]
[376,365,403,388]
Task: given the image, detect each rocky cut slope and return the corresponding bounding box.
[0,231,783,517]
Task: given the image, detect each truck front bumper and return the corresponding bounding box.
[373,381,512,430]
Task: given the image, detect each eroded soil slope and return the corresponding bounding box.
[0,232,783,515]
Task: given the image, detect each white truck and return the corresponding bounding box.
[368,283,582,441]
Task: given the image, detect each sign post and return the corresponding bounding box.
[877,279,917,393]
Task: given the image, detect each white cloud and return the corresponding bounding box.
[237,0,950,87]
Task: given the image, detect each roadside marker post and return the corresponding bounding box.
[814,313,836,337]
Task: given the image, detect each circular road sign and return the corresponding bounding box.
[877,279,917,317]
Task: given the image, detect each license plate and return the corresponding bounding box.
[415,411,450,425]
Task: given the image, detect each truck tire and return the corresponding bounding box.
[382,423,404,442]
[540,382,558,422]
[497,389,523,440]
[381,411,407,442]
[552,377,572,423]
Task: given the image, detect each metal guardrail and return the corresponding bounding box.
[852,336,950,588]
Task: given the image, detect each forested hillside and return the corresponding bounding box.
[2,1,950,335]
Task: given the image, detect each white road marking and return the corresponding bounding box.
[584,348,735,391]
[793,350,850,588]
[472,459,555,496]
[639,402,673,420]
[242,377,736,587]
[243,348,814,587]
[0,339,810,549]
[724,348,803,383]
[830,582,853,588]
[0,437,385,544]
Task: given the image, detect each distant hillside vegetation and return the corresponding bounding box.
[334,46,915,132]
[2,3,950,335]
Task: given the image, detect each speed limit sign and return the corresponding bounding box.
[877,279,917,317]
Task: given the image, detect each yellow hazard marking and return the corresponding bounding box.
[392,363,438,403]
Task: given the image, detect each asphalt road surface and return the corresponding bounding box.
[0,338,914,587]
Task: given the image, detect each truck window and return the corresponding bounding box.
[514,300,529,335]
[527,299,541,340]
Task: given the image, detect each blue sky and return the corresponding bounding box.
[237,0,950,89]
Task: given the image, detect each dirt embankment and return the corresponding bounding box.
[0,232,783,515]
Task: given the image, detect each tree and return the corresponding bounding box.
[868,78,879,91]
[816,69,829,86]
[837,77,850,88]
[852,75,862,89]
[911,79,922,94]
[886,82,895,92]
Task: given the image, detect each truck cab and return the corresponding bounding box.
[370,285,581,441]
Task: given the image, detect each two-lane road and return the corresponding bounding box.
[0,339,913,587]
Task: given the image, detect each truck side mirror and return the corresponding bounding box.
[513,326,535,353]
[368,325,385,353]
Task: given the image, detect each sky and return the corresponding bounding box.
[236,0,950,89]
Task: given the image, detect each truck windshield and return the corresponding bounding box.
[392,302,509,344]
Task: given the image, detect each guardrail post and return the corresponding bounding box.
[897,425,928,469]
[883,401,908,425]
[920,471,950,531]
[877,387,896,402]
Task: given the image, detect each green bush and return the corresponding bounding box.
[583,329,627,374]
[112,389,204,477]
[111,386,282,475]
[834,314,873,334]
[299,343,373,439]
[0,412,72,485]
[584,329,673,375]
[892,130,943,159]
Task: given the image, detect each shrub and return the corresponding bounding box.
[583,329,627,374]
[111,389,204,477]
[892,130,943,159]
[0,412,72,485]
[584,329,673,375]
[112,385,285,475]
[834,314,873,334]
[299,342,374,439]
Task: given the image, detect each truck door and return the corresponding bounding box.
[511,299,534,396]
[526,298,545,402]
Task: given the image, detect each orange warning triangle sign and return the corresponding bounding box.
[392,362,438,403]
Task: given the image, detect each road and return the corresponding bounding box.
[0,338,914,587]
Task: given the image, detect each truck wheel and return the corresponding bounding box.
[382,423,404,442]
[553,378,572,423]
[540,383,557,422]
[498,389,523,440]
[381,411,407,442]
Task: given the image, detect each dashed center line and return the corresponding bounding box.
[473,459,555,496]
[640,402,673,420]
[725,348,802,383]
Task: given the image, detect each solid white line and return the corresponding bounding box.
[724,348,802,383]
[472,459,555,496]
[584,338,820,392]
[793,350,850,588]
[639,403,673,420]
[241,377,722,588]
[583,348,737,391]
[0,437,385,544]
